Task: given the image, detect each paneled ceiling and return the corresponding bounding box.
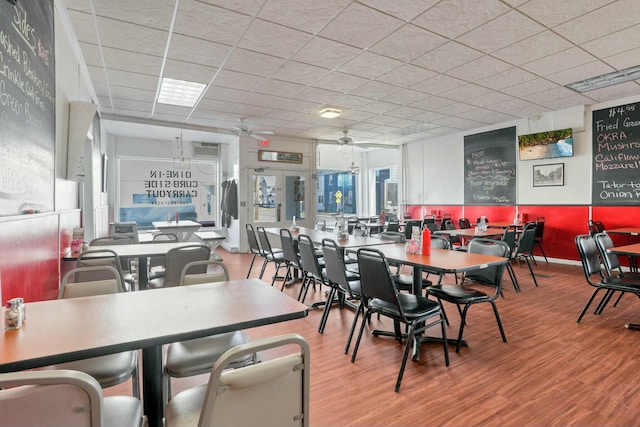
[61,0,640,146]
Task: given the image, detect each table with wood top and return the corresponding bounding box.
[605,227,640,236]
[348,243,509,355]
[64,241,196,290]
[152,219,202,241]
[264,226,396,249]
[0,278,308,427]
[608,243,640,329]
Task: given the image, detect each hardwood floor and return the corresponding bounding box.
[106,249,640,427]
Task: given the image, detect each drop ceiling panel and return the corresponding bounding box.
[61,0,640,146]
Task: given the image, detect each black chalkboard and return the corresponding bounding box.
[592,102,640,206]
[0,0,55,215]
[464,127,517,205]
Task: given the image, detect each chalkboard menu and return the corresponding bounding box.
[592,102,640,205]
[0,0,55,216]
[464,127,516,205]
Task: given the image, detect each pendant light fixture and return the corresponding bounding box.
[173,130,190,170]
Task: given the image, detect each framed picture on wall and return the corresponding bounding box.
[533,163,564,187]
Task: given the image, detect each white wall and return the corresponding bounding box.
[399,100,640,206]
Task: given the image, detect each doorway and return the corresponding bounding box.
[248,170,310,229]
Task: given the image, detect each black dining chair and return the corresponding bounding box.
[321,238,362,352]
[352,247,449,392]
[426,238,510,353]
[256,226,287,286]
[575,234,640,323]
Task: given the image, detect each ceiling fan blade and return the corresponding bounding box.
[253,130,274,135]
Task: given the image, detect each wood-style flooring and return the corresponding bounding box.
[106,249,640,427]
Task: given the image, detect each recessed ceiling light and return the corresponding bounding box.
[566,65,640,93]
[319,108,341,119]
[158,78,206,107]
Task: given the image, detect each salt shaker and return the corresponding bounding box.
[4,300,22,330]
[9,297,25,322]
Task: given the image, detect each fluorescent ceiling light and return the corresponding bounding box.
[566,65,640,93]
[319,108,341,119]
[158,78,206,107]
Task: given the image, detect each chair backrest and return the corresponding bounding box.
[181,260,230,285]
[153,232,179,242]
[403,220,422,239]
[593,232,622,276]
[60,266,124,298]
[403,212,412,219]
[245,224,263,256]
[534,217,545,241]
[357,248,404,316]
[322,238,357,296]
[90,236,131,246]
[163,244,211,287]
[458,218,471,229]
[440,213,452,230]
[256,226,278,257]
[192,334,310,427]
[443,219,460,244]
[576,234,605,285]
[346,216,359,234]
[0,370,106,427]
[464,239,509,291]
[75,249,127,285]
[109,221,139,244]
[379,231,406,243]
[587,220,606,236]
[430,235,451,250]
[514,222,537,255]
[279,228,301,268]
[385,220,400,232]
[149,233,180,268]
[297,234,323,279]
[314,219,326,231]
[352,223,368,237]
[500,225,518,257]
[423,215,436,224]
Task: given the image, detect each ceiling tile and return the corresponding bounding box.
[500,78,559,98]
[318,3,403,49]
[377,64,436,87]
[256,79,305,98]
[369,24,447,62]
[271,61,331,85]
[224,48,287,78]
[412,0,510,39]
[581,24,640,58]
[337,52,403,80]
[475,67,537,90]
[411,74,467,96]
[553,0,640,44]
[167,34,231,68]
[411,41,484,73]
[292,37,362,70]
[440,84,493,102]
[92,16,168,56]
[211,69,266,92]
[492,31,573,66]
[175,1,253,45]
[447,56,513,82]
[348,81,400,100]
[313,71,369,94]
[257,0,349,33]
[518,0,615,28]
[239,19,313,59]
[521,47,595,77]
[358,0,439,22]
[457,10,546,53]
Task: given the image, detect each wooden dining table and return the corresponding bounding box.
[605,227,640,236]
[0,278,308,427]
[347,243,509,356]
[607,243,640,329]
[264,225,396,249]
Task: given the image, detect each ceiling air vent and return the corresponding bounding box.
[193,142,221,157]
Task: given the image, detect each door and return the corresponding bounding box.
[249,170,310,229]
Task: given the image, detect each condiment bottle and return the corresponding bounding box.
[5,300,22,330]
[421,226,431,255]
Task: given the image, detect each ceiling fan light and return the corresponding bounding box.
[319,108,341,119]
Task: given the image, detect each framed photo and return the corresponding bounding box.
[533,163,564,187]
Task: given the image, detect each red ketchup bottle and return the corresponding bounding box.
[421,226,431,255]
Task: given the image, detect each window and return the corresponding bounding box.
[317,170,356,214]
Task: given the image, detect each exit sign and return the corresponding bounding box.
[258,139,270,147]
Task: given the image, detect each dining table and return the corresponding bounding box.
[0,278,308,427]
[264,225,396,249]
[152,219,202,241]
[345,243,509,357]
[607,242,640,329]
[63,241,197,290]
[605,227,640,237]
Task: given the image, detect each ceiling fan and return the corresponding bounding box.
[229,117,274,140]
[337,129,367,147]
